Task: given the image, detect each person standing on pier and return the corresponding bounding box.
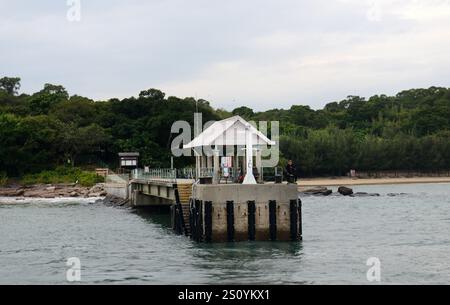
[286,160,298,184]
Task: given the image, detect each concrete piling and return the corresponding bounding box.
[290,200,298,241]
[298,199,303,241]
[204,201,213,243]
[226,201,235,242]
[269,200,277,241]
[127,176,304,243]
[196,200,203,242]
[248,201,256,241]
[168,184,302,242]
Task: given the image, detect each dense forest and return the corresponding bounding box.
[1,76,449,179]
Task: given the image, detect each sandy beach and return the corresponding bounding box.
[298,177,450,188]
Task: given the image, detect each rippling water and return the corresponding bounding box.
[1,183,449,285]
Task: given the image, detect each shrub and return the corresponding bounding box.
[0,172,8,186]
[78,171,104,187]
[20,167,104,187]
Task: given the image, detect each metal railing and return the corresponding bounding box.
[261,167,284,182]
[199,168,214,178]
[105,174,130,184]
[132,168,177,183]
[176,168,215,179]
[124,166,286,184]
[177,168,196,179]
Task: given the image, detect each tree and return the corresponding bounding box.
[29,83,69,114]
[50,96,96,127]
[232,106,254,119]
[0,114,24,176]
[139,88,165,100]
[0,77,21,95]
[59,123,110,167]
[2,79,450,177]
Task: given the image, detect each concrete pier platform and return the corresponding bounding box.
[179,184,302,242]
[105,175,302,242]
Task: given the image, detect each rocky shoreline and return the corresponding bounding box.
[0,183,107,199]
[100,195,130,207]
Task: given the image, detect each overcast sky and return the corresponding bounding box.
[2,0,450,110]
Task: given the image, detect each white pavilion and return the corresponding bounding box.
[183,115,276,185]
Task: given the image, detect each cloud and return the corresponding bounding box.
[1,0,450,110]
[367,1,383,22]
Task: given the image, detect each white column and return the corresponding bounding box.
[233,146,238,183]
[213,149,220,184]
[201,156,208,178]
[243,126,257,185]
[195,154,200,180]
[255,148,262,183]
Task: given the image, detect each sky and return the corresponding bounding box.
[1,0,450,111]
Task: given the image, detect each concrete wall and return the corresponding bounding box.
[193,184,298,205]
[130,190,173,207]
[104,183,128,199]
[129,181,176,207]
[105,180,176,207]
[193,184,300,242]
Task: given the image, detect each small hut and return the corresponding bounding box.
[118,152,140,170]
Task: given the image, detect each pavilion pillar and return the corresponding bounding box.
[194,149,201,180]
[255,148,262,183]
[213,149,220,184]
[243,126,257,185]
[201,156,207,169]
[196,155,200,180]
[233,146,239,183]
[207,155,213,169]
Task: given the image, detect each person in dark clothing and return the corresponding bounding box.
[237,168,244,184]
[285,160,297,183]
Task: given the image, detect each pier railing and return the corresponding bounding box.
[105,174,130,184]
[128,166,286,184]
[177,168,197,179]
[132,168,177,183]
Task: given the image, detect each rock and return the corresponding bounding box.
[23,190,45,197]
[87,192,106,198]
[15,189,25,196]
[100,195,130,208]
[387,193,408,197]
[2,184,103,199]
[303,187,329,194]
[338,186,354,196]
[350,192,380,197]
[320,189,333,196]
[310,189,332,196]
[301,187,333,196]
[88,184,105,194]
[0,188,25,197]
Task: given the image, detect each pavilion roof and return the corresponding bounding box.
[183,115,275,149]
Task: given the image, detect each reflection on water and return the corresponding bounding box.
[133,207,172,228]
[0,183,449,284]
